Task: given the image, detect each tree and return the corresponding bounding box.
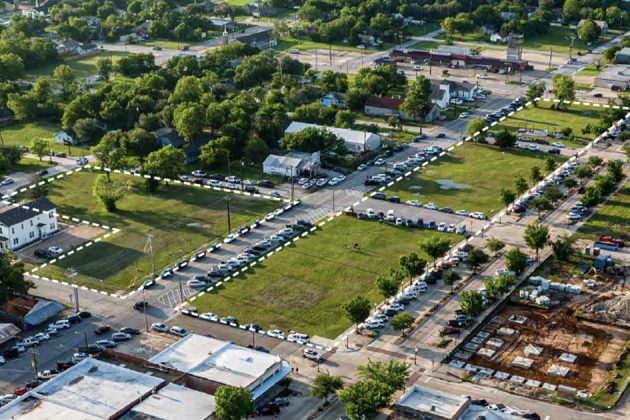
[551,235,574,262]
[514,175,529,195]
[577,19,601,44]
[173,104,205,141]
[338,380,393,420]
[335,109,355,128]
[484,273,517,296]
[505,247,528,275]
[29,173,48,199]
[575,165,593,179]
[486,238,505,253]
[200,142,230,170]
[53,64,76,100]
[142,146,186,191]
[467,117,486,142]
[466,248,489,273]
[282,127,346,154]
[495,129,516,148]
[375,272,402,299]
[399,253,426,284]
[125,128,158,159]
[530,166,542,183]
[73,118,104,144]
[243,135,269,163]
[92,174,130,212]
[442,268,461,292]
[91,131,126,179]
[214,386,255,420]
[460,290,485,317]
[624,145,630,162]
[607,159,624,182]
[357,359,410,390]
[391,312,415,336]
[524,223,550,260]
[311,373,343,403]
[500,188,516,208]
[563,177,578,190]
[543,186,563,204]
[342,295,371,326]
[96,58,113,81]
[419,235,452,267]
[30,138,49,161]
[530,196,552,219]
[0,53,25,81]
[544,156,557,173]
[552,74,575,108]
[581,185,601,207]
[400,76,432,133]
[526,81,545,105]
[0,252,33,304]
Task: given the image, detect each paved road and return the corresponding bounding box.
[0,154,80,199]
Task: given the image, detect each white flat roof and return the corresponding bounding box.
[285,121,379,145]
[148,334,284,390]
[129,383,216,420]
[0,358,163,419]
[396,384,468,418]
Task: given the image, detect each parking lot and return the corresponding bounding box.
[18,223,107,264]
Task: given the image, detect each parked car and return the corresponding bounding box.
[133,301,148,311]
[152,323,169,333]
[120,327,140,335]
[94,325,111,335]
[303,348,322,361]
[47,246,64,255]
[170,326,189,337]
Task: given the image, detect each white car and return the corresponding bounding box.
[385,210,396,221]
[357,164,367,171]
[552,142,565,148]
[191,170,207,177]
[152,323,169,333]
[303,348,322,361]
[187,279,207,288]
[48,246,64,255]
[366,208,376,219]
[267,329,285,339]
[476,73,488,79]
[527,145,541,152]
[200,312,218,322]
[179,175,193,182]
[72,352,88,362]
[413,65,424,70]
[328,178,339,186]
[0,177,14,186]
[455,209,469,216]
[470,212,486,220]
[264,212,275,221]
[450,98,463,105]
[446,224,457,233]
[170,326,189,337]
[406,200,421,207]
[459,112,469,119]
[288,333,310,344]
[224,234,238,243]
[374,158,385,166]
[395,217,404,226]
[362,320,385,330]
[49,320,71,330]
[423,202,438,210]
[437,222,447,232]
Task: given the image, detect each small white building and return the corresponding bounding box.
[55,129,77,145]
[394,384,470,419]
[263,151,320,177]
[284,122,381,153]
[0,198,58,251]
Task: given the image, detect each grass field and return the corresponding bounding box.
[384,143,563,215]
[5,158,53,175]
[193,217,461,338]
[577,187,630,242]
[275,38,374,53]
[576,64,606,76]
[408,40,443,50]
[30,171,278,293]
[0,121,87,156]
[490,101,605,148]
[24,51,130,80]
[522,25,621,54]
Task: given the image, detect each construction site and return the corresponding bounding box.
[448,253,630,402]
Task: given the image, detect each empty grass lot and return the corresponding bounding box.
[30,171,277,293]
[384,143,564,215]
[491,101,605,148]
[3,158,53,176]
[24,51,130,80]
[577,187,630,241]
[194,217,461,339]
[0,121,87,156]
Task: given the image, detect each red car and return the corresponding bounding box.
[94,325,111,335]
[13,386,30,396]
[440,326,462,336]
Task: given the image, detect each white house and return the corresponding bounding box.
[54,129,77,145]
[284,122,381,153]
[263,151,320,177]
[0,198,58,251]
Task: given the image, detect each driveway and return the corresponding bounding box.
[18,224,107,264]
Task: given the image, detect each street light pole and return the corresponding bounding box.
[226,196,232,233]
[414,347,418,365]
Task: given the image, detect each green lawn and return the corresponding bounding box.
[24,51,130,80]
[193,216,461,339]
[4,158,53,176]
[0,121,87,156]
[275,38,373,53]
[576,64,606,76]
[222,0,251,5]
[407,22,440,37]
[577,187,630,242]
[384,143,563,215]
[30,171,278,293]
[409,40,443,50]
[490,101,605,148]
[522,25,621,54]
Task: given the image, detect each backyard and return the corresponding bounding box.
[490,101,605,148]
[577,187,630,242]
[384,143,562,215]
[28,171,278,293]
[0,121,87,156]
[193,216,461,339]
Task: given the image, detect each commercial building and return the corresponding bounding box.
[594,65,630,90]
[284,121,381,153]
[0,358,217,419]
[263,151,320,177]
[148,334,291,402]
[364,96,441,123]
[390,49,531,73]
[616,47,630,64]
[393,384,470,419]
[0,198,58,251]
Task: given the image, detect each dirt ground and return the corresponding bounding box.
[469,301,630,392]
[292,49,365,72]
[18,223,107,263]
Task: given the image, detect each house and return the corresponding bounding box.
[55,39,81,55]
[364,96,441,123]
[131,21,150,39]
[284,122,381,153]
[54,128,77,145]
[235,28,275,50]
[182,135,212,164]
[263,151,320,177]
[393,385,470,419]
[578,19,608,35]
[86,16,101,26]
[429,80,451,109]
[320,93,346,108]
[0,198,58,251]
[77,43,98,54]
[209,17,237,32]
[154,127,211,163]
[500,12,517,21]
[155,127,185,149]
[594,65,630,90]
[490,33,507,43]
[0,323,20,345]
[616,47,630,64]
[443,80,479,100]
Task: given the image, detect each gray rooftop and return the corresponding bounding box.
[0,198,56,227]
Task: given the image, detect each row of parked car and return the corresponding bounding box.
[368,191,487,220]
[484,96,527,124]
[360,208,468,234]
[364,146,445,187]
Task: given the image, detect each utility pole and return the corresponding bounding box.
[31,349,39,379]
[329,44,332,66]
[290,166,294,202]
[142,286,149,332]
[145,231,156,280]
[548,48,553,70]
[226,196,232,233]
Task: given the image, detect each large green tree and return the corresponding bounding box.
[214,386,255,420]
[91,131,127,179]
[338,380,392,420]
[524,223,550,260]
[505,247,528,274]
[466,248,489,273]
[311,373,344,403]
[552,74,575,108]
[399,253,426,284]
[0,253,33,304]
[92,174,130,212]
[419,235,452,266]
[142,145,186,191]
[400,76,432,133]
[342,295,371,326]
